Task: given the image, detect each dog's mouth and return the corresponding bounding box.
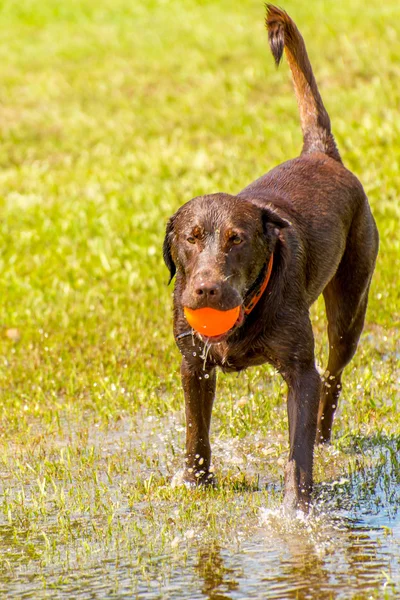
[198,305,245,344]
[177,255,274,347]
[176,305,245,346]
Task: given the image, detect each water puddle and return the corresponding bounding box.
[0,414,399,598]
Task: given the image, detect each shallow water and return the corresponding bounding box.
[0,416,399,598]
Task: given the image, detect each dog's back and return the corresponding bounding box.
[239,6,378,303]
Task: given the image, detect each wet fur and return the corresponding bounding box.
[163,6,379,511]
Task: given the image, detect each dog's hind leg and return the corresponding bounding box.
[317,215,378,443]
[317,287,369,443]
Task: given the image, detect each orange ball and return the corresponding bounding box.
[184,306,241,337]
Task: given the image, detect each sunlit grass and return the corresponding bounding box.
[0,0,399,596]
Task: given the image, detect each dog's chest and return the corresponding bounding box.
[208,339,269,372]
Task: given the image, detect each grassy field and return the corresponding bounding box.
[0,0,400,597]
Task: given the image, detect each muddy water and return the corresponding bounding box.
[0,416,399,598]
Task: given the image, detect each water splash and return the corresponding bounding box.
[259,505,333,558]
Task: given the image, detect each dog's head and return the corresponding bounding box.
[163,193,289,339]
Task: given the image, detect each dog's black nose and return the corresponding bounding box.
[195,281,222,301]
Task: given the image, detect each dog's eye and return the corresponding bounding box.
[231,235,242,245]
[187,236,196,244]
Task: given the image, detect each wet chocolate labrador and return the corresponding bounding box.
[163,5,379,511]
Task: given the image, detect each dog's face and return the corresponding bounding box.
[164,194,288,336]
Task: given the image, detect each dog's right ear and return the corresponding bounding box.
[163,216,176,284]
[262,207,291,243]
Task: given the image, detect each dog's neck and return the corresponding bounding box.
[243,253,274,316]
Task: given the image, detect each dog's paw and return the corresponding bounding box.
[171,469,195,489]
[283,490,312,516]
[171,469,216,489]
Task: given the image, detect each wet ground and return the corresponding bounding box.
[0,413,399,598]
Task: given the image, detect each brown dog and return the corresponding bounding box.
[163,5,378,511]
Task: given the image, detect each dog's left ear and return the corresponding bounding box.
[262,207,291,240]
[163,216,176,284]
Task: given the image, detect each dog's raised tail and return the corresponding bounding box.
[266,5,341,163]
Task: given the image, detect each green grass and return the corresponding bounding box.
[0,0,399,596]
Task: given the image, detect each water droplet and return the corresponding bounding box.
[200,340,212,370]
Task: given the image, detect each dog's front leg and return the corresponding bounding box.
[180,357,216,486]
[284,365,321,512]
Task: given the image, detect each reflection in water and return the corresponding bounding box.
[195,544,239,600]
[189,440,400,600]
[1,424,400,598]
[188,488,400,600]
[261,530,330,599]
